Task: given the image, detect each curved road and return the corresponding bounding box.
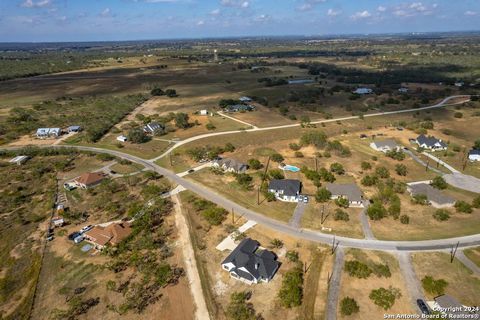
[152,95,471,161]
[4,95,479,252]
[17,144,479,252]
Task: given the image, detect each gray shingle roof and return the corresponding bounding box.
[215,158,248,172]
[470,149,480,156]
[222,238,279,281]
[144,122,165,133]
[408,183,455,205]
[326,183,363,202]
[372,139,399,149]
[268,179,301,197]
[416,134,447,148]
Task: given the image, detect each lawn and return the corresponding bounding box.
[412,252,480,306]
[187,168,297,222]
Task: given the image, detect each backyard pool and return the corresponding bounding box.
[280,164,300,172]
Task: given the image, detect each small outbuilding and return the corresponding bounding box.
[468,149,480,162]
[67,125,82,133]
[117,135,128,142]
[353,88,373,95]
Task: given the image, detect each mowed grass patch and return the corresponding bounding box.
[337,249,414,320]
[412,252,480,306]
[187,168,297,222]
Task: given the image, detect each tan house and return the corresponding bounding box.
[74,172,106,189]
[84,222,132,250]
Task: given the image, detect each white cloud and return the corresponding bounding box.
[210,8,220,15]
[254,14,270,22]
[351,10,371,20]
[197,20,205,26]
[465,10,477,16]
[377,6,386,12]
[393,2,437,17]
[21,0,51,8]
[100,8,111,17]
[327,8,341,17]
[297,0,326,12]
[220,0,249,8]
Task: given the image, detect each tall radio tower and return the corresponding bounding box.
[213,49,219,62]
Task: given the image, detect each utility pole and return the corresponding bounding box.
[315,157,318,172]
[169,152,173,167]
[331,235,339,255]
[450,241,460,263]
[231,208,235,225]
[257,185,260,205]
[425,159,430,172]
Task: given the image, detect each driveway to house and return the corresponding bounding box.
[289,201,307,229]
[151,95,471,161]
[325,247,345,320]
[7,144,480,252]
[404,149,444,175]
[444,173,480,193]
[217,111,258,129]
[455,250,480,276]
[397,251,426,314]
[422,152,460,174]
[359,202,376,240]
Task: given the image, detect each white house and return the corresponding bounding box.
[268,179,301,202]
[469,149,480,162]
[116,135,127,142]
[143,122,165,135]
[415,134,447,151]
[353,88,373,95]
[36,128,61,139]
[370,139,401,153]
[221,238,279,285]
[199,109,209,116]
[454,81,464,87]
[212,158,248,173]
[9,155,29,165]
[239,96,252,103]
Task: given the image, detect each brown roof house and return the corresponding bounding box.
[74,172,106,189]
[84,222,132,250]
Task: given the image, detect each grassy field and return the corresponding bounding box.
[187,168,297,222]
[412,252,480,306]
[337,249,414,320]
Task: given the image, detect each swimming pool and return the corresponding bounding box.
[280,165,300,172]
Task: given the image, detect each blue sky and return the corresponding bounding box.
[0,0,479,42]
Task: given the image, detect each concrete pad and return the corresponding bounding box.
[216,220,257,251]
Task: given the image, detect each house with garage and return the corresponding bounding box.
[212,158,248,173]
[36,128,61,139]
[9,155,29,165]
[143,122,165,135]
[353,88,373,95]
[370,139,401,153]
[469,149,480,162]
[415,134,447,151]
[268,179,302,202]
[74,172,106,189]
[326,183,365,207]
[221,238,279,285]
[407,182,455,208]
[84,222,132,250]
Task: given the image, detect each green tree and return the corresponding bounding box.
[361,161,372,171]
[431,176,448,190]
[226,291,258,320]
[224,143,236,152]
[335,197,350,208]
[247,158,262,170]
[433,209,450,221]
[174,113,190,129]
[375,166,390,179]
[367,201,387,220]
[278,265,303,308]
[330,162,345,175]
[421,276,448,296]
[315,187,332,203]
[454,200,473,213]
[395,164,408,176]
[344,260,372,279]
[202,207,227,226]
[206,123,216,130]
[400,215,410,224]
[269,169,285,180]
[150,87,165,96]
[361,175,378,186]
[473,196,480,208]
[334,209,349,221]
[300,131,328,148]
[369,287,401,310]
[474,139,480,150]
[236,173,253,190]
[270,153,284,163]
[127,128,150,144]
[340,297,360,316]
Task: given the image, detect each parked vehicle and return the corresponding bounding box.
[73,235,84,244]
[80,225,93,233]
[63,182,76,191]
[298,195,303,202]
[68,232,81,240]
[303,196,309,203]
[416,299,430,315]
[188,169,195,173]
[47,235,54,241]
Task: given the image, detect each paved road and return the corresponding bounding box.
[325,247,345,320]
[359,202,376,240]
[404,149,444,175]
[456,250,480,276]
[7,144,480,252]
[444,173,480,193]
[422,152,460,174]
[151,95,471,161]
[217,111,258,129]
[289,202,306,228]
[397,251,426,314]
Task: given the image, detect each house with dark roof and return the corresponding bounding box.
[326,183,365,207]
[432,294,479,318]
[212,158,248,173]
[415,134,447,151]
[74,172,106,189]
[143,122,165,135]
[370,139,401,153]
[469,149,480,162]
[239,96,252,103]
[407,182,455,208]
[268,179,301,202]
[221,238,279,285]
[67,125,82,133]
